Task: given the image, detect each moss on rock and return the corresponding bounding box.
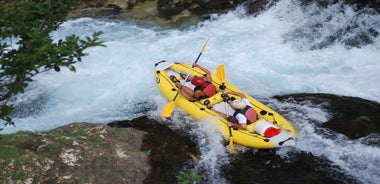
[0,123,150,184]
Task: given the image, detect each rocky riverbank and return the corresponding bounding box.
[0,123,150,183]
[0,120,198,184]
[69,0,380,27]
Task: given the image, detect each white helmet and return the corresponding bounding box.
[231,99,247,110]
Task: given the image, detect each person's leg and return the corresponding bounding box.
[178,87,196,101]
[170,75,196,101]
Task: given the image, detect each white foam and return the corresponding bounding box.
[269,99,380,184]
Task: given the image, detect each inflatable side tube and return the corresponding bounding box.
[200,92,224,106]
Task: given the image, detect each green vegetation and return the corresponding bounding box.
[0,0,105,127]
[176,169,203,184]
[0,127,100,181]
[0,123,149,183]
[0,131,35,159]
[114,127,133,136]
[143,149,151,156]
[1,130,68,160]
[0,145,24,159]
[101,156,112,169]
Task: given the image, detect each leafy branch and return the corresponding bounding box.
[0,0,106,126]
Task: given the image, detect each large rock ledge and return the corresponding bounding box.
[70,0,380,20]
[71,0,245,19]
[67,0,380,28]
[0,119,198,184]
[274,93,380,139]
[0,123,150,184]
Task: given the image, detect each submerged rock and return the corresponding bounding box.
[274,93,380,139]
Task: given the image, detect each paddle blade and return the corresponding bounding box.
[216,65,225,82]
[229,137,237,153]
[200,38,209,54]
[162,101,175,118]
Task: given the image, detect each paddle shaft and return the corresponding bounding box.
[218,65,237,152]
[222,86,237,152]
[171,39,209,101]
[161,39,209,118]
[225,101,233,137]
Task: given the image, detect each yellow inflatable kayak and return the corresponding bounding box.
[154,60,296,149]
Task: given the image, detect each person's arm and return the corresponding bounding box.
[223,90,246,99]
[204,100,228,118]
[208,106,227,118]
[193,63,212,82]
[228,122,247,129]
[228,113,247,129]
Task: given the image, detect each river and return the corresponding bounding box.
[3,0,380,183]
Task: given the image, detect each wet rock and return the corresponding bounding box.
[68,7,122,19]
[72,0,246,21]
[157,0,190,19]
[108,116,199,183]
[302,0,380,13]
[243,0,279,16]
[274,93,380,139]
[225,150,357,184]
[77,0,106,8]
[105,0,136,9]
[322,117,377,139]
[71,0,380,22]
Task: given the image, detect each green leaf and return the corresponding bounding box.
[53,65,60,72]
[67,64,76,72]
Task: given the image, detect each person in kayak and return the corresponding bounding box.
[205,90,258,130]
[170,63,217,101]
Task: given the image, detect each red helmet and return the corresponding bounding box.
[191,77,206,87]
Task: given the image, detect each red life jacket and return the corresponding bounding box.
[202,83,217,97]
[194,81,217,98]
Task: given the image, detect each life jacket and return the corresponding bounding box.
[233,106,258,124]
[194,81,217,99]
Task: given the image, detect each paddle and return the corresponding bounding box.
[217,64,237,153]
[216,65,225,82]
[216,65,227,90]
[161,39,209,118]
[224,98,237,153]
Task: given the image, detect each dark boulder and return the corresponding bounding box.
[157,0,192,19]
[243,0,279,16]
[72,0,380,21]
[274,93,380,139]
[157,0,243,19]
[322,117,377,139]
[109,116,199,183]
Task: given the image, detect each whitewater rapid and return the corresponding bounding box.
[6,0,379,132]
[3,0,380,183]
